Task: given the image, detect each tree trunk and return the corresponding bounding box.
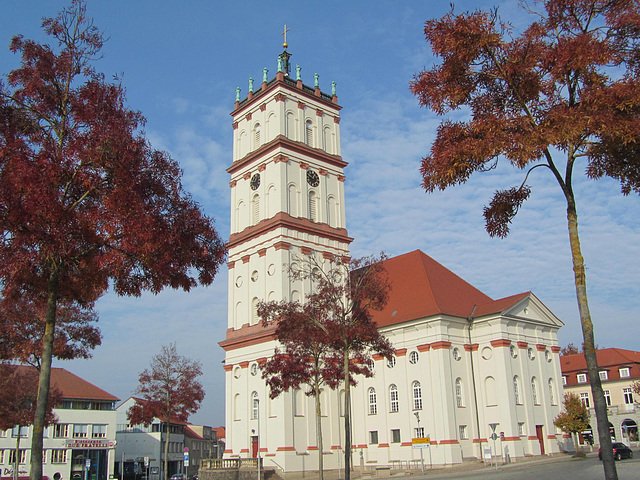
[314,378,324,480]
[164,422,171,480]
[566,201,617,480]
[572,432,579,457]
[343,352,351,480]
[30,270,59,480]
[15,427,21,480]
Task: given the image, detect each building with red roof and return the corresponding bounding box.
[222,249,565,471]
[0,366,119,480]
[219,49,565,473]
[560,348,640,448]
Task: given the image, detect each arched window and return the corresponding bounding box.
[252,392,259,419]
[267,185,277,218]
[254,123,261,149]
[485,377,497,406]
[327,195,337,227]
[305,119,313,146]
[234,393,241,420]
[368,388,377,415]
[514,376,522,404]
[234,301,243,329]
[531,377,539,405]
[252,194,260,225]
[455,378,464,407]
[413,381,422,410]
[288,184,298,217]
[548,378,556,405]
[323,125,332,153]
[267,113,276,142]
[389,385,399,413]
[293,388,304,416]
[236,199,247,232]
[251,298,259,325]
[286,112,296,140]
[308,191,317,222]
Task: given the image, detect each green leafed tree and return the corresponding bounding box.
[554,392,590,456]
[411,1,640,478]
[0,3,225,480]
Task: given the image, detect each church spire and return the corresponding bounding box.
[279,24,292,76]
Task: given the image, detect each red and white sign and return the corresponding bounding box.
[65,439,116,449]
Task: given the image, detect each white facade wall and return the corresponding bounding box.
[222,57,564,474]
[115,398,186,480]
[0,407,117,480]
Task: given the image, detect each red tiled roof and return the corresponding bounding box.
[214,426,225,439]
[10,365,119,402]
[561,348,640,372]
[371,250,531,327]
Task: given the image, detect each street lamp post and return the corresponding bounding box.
[257,399,261,480]
[414,412,424,474]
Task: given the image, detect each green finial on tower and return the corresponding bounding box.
[249,77,254,93]
[296,65,301,81]
[314,73,319,88]
[263,67,268,83]
[235,87,241,102]
[331,81,337,96]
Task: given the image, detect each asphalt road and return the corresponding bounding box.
[400,455,640,480]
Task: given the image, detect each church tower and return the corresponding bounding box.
[220,38,352,470]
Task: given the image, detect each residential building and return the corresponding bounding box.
[115,397,186,480]
[560,348,640,448]
[115,398,218,480]
[220,44,565,473]
[0,366,118,480]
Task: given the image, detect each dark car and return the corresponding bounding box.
[599,442,633,460]
[170,475,185,480]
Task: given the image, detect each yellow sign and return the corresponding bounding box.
[412,437,431,448]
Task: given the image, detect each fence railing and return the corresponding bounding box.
[201,458,261,470]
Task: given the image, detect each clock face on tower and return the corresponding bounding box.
[250,173,260,190]
[306,169,320,187]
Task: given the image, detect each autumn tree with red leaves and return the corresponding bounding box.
[0,3,225,480]
[260,254,393,480]
[0,296,101,368]
[0,365,61,480]
[411,1,640,478]
[127,344,205,480]
[258,297,341,479]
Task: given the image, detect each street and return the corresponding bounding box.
[407,456,640,480]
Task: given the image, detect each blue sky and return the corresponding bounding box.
[2,1,639,428]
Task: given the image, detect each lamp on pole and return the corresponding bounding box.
[257,399,261,480]
[414,412,424,474]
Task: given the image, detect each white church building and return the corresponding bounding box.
[219,45,565,473]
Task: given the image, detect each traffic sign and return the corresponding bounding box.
[412,437,431,448]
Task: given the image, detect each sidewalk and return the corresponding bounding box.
[276,452,577,480]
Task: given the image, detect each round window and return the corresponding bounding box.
[387,357,396,368]
[235,276,243,287]
[251,270,259,282]
[453,347,461,361]
[409,351,419,364]
[481,346,493,360]
[251,363,258,376]
[528,347,535,360]
[233,366,241,379]
[510,344,518,359]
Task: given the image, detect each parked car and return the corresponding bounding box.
[599,442,633,460]
[170,475,185,480]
